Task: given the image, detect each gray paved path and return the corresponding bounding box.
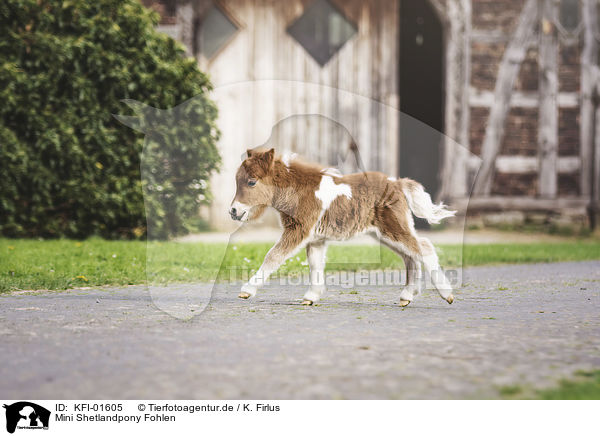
[1,261,599,399]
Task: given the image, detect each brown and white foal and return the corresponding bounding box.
[230,148,456,307]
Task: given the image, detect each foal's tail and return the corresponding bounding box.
[400,179,456,224]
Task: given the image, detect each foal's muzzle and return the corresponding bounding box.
[229,207,247,221]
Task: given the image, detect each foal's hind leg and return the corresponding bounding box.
[379,239,422,306]
[399,254,423,305]
[419,237,454,304]
[374,208,423,307]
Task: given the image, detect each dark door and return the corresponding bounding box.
[399,0,445,198]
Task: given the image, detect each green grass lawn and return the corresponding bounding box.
[500,370,600,399]
[1,238,599,292]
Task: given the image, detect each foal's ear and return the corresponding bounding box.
[263,148,275,168]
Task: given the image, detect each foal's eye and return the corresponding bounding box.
[247,180,257,187]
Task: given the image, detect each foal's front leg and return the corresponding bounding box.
[239,228,306,299]
[302,240,327,305]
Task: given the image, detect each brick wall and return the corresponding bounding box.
[558,107,579,156]
[472,0,524,32]
[558,173,580,196]
[559,42,581,92]
[492,173,537,196]
[499,108,539,156]
[471,42,503,91]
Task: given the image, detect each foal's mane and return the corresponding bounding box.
[276,154,324,173]
[273,154,329,186]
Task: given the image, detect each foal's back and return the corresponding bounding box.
[314,171,412,241]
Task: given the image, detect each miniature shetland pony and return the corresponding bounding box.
[230,148,456,307]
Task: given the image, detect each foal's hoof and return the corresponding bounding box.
[446,294,454,305]
[301,299,314,306]
[399,299,411,307]
[238,292,252,299]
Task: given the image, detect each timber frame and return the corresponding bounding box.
[437,0,600,224]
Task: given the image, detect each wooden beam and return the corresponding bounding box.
[439,0,471,200]
[156,24,181,40]
[470,29,513,43]
[580,0,599,198]
[594,69,600,209]
[176,0,194,56]
[468,155,580,173]
[429,0,449,25]
[454,196,589,212]
[458,0,472,193]
[538,0,559,198]
[469,89,578,108]
[192,0,214,60]
[472,0,538,196]
[469,30,539,44]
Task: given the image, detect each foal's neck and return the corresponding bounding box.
[270,160,320,215]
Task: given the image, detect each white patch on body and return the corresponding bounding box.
[315,176,352,210]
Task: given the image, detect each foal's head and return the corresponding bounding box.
[230,148,276,222]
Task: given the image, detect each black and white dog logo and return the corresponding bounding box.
[3,402,50,434]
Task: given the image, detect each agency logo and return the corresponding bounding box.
[3,402,50,434]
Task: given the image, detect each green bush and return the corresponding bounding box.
[0,0,220,239]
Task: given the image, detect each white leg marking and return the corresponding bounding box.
[377,235,422,305]
[241,262,276,297]
[303,242,327,303]
[240,232,308,299]
[420,238,453,300]
[399,254,422,302]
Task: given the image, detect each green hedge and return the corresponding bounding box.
[0,0,220,239]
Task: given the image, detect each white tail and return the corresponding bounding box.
[402,182,456,224]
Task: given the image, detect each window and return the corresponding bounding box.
[287,0,357,66]
[198,4,239,59]
[559,0,580,33]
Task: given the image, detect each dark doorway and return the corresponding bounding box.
[399,0,445,199]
